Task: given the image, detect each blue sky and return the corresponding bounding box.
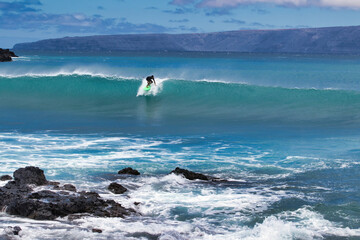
[1,0,360,48]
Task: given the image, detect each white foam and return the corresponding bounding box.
[249,207,360,240]
[1,205,359,240]
[113,173,289,219]
[0,66,138,80]
[0,132,359,239]
[195,78,240,84]
[0,132,172,176]
[136,77,168,96]
[11,56,31,62]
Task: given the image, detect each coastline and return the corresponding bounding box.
[0,166,223,238]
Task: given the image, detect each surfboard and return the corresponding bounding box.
[144,85,151,91]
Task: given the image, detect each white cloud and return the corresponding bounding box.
[320,0,360,8]
[198,0,360,9]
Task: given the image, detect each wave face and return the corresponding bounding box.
[0,73,360,132]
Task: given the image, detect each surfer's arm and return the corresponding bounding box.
[153,78,156,85]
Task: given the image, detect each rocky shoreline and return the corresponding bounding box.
[0,167,135,221]
[0,49,17,62]
[0,166,218,237]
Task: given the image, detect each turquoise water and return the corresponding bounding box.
[0,54,359,239]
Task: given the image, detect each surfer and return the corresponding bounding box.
[146,75,156,87]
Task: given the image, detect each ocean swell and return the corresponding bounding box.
[0,74,359,128]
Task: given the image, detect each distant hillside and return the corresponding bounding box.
[13,26,360,54]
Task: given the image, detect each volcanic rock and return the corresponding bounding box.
[13,166,48,186]
[170,167,210,181]
[0,48,17,62]
[0,166,135,221]
[92,228,102,233]
[48,181,60,186]
[0,175,12,181]
[13,226,22,235]
[118,167,140,175]
[63,184,76,192]
[108,182,127,194]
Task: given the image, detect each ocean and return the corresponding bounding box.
[0,53,359,239]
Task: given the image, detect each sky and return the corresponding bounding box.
[1,0,360,48]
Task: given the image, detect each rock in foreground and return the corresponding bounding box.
[13,166,48,186]
[0,166,135,220]
[0,48,17,62]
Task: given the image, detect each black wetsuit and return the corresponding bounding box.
[146,76,154,84]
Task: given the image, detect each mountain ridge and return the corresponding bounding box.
[13,25,360,54]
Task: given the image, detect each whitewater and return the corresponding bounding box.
[0,53,359,239]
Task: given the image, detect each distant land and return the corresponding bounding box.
[13,25,360,55]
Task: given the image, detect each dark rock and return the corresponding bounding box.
[63,184,76,192]
[3,226,22,236]
[0,48,17,62]
[13,166,47,186]
[0,167,135,221]
[6,189,134,220]
[134,202,141,206]
[52,183,76,192]
[4,180,33,193]
[170,167,210,181]
[29,208,54,220]
[13,226,22,235]
[28,190,60,199]
[118,167,140,175]
[108,182,127,194]
[0,175,12,181]
[0,180,32,212]
[4,226,22,237]
[92,228,102,233]
[48,181,60,186]
[58,191,70,195]
[81,191,100,198]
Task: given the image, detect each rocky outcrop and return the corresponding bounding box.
[63,184,76,192]
[170,167,211,181]
[13,166,48,185]
[0,175,12,181]
[0,48,17,62]
[0,166,135,220]
[118,167,140,175]
[108,182,127,194]
[170,167,226,182]
[52,183,77,192]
